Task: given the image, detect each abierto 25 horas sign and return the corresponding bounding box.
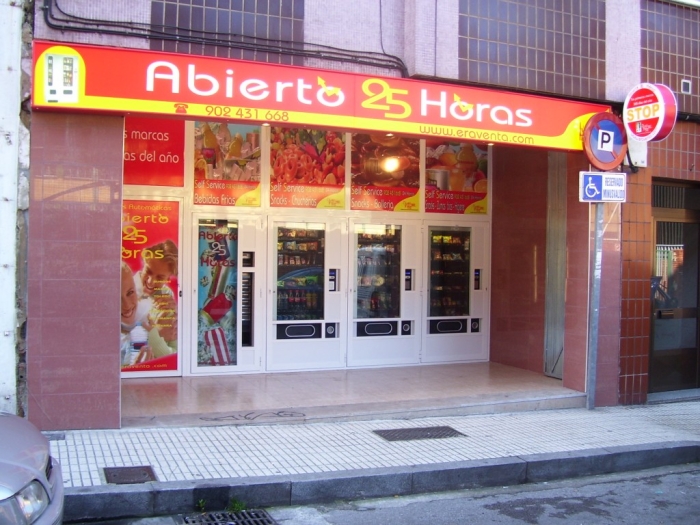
[33,40,610,150]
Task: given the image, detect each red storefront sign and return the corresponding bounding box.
[33,40,610,151]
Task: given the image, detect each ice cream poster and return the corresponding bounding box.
[121,200,179,373]
[193,122,261,207]
[424,141,488,214]
[197,220,238,367]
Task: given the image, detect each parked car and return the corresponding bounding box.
[0,413,64,524]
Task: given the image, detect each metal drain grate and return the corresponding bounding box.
[182,510,278,524]
[103,465,158,484]
[373,425,466,442]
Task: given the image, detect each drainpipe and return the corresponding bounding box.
[0,0,24,414]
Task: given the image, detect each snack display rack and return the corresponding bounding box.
[428,228,470,317]
[275,227,325,320]
[355,226,402,319]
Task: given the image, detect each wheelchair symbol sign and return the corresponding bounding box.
[579,172,626,202]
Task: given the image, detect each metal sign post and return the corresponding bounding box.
[579,171,626,409]
[586,203,604,410]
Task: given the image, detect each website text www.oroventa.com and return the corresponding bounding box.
[418,126,536,145]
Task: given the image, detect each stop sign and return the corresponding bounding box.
[623,83,677,142]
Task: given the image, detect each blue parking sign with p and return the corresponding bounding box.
[582,113,628,171]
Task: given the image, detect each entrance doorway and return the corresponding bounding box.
[650,183,700,392]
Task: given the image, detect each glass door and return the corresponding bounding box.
[275,225,325,321]
[355,224,401,320]
[428,227,471,319]
[650,220,700,392]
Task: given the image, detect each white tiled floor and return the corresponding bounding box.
[50,401,700,488]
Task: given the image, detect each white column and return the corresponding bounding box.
[0,0,24,413]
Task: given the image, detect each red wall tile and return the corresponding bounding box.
[490,146,548,373]
[28,113,123,430]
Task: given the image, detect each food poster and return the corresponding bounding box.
[123,117,185,187]
[425,141,488,214]
[193,122,261,207]
[269,127,346,209]
[350,133,420,212]
[197,220,238,367]
[121,200,179,372]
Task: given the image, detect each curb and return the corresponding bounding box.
[63,441,700,522]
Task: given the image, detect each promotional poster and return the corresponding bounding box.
[269,127,346,209]
[350,133,420,212]
[424,140,488,214]
[197,220,238,367]
[194,121,262,207]
[121,200,179,372]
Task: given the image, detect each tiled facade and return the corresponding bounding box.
[458,0,606,99]
[19,0,700,428]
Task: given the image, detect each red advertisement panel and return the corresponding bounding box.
[270,127,345,209]
[425,141,488,214]
[121,200,179,372]
[350,133,420,212]
[193,121,261,206]
[123,117,185,186]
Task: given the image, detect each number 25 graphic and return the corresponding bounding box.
[122,225,147,245]
[361,79,411,119]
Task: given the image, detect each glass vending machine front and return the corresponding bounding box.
[275,224,325,321]
[355,224,402,320]
[428,227,471,328]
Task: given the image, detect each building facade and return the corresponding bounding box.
[3,0,699,430]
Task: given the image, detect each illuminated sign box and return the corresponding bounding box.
[33,40,611,151]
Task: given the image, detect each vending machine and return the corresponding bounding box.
[347,221,421,367]
[421,222,489,363]
[267,219,347,371]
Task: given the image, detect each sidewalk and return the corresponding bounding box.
[53,401,700,522]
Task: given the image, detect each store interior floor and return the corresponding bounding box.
[120,362,586,428]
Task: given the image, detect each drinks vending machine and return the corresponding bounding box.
[267,220,347,371]
[422,223,489,363]
[347,221,422,367]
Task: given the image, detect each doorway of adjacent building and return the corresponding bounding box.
[650,183,700,393]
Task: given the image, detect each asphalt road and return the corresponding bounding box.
[71,464,700,524]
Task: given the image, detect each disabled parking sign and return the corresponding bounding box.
[579,172,626,203]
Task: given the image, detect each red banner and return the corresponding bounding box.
[123,117,185,186]
[33,40,610,151]
[121,200,179,373]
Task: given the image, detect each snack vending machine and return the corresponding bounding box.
[422,223,489,363]
[347,222,421,367]
[267,220,346,371]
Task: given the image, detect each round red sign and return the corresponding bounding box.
[623,83,677,142]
